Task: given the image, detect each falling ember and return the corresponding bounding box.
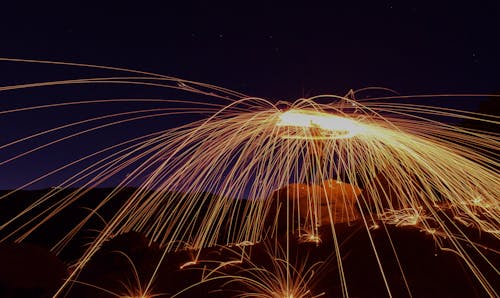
[276,109,365,139]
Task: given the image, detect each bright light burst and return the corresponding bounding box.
[0,58,498,297]
[276,109,365,139]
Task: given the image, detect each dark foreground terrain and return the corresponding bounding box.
[0,188,498,297]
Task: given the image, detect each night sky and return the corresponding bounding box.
[0,1,499,189]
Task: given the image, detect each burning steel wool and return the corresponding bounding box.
[276,109,365,139]
[0,58,498,297]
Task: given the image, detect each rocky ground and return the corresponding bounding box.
[0,188,498,297]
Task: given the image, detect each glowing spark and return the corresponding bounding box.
[235,240,255,247]
[298,233,322,245]
[379,207,428,227]
[180,261,197,269]
[424,228,436,235]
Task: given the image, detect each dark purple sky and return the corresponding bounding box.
[0,1,499,189]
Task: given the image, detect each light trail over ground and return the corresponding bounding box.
[0,58,498,297]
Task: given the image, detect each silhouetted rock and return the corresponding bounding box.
[1,189,498,297]
[0,242,67,298]
[267,180,362,235]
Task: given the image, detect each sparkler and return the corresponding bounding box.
[0,58,498,297]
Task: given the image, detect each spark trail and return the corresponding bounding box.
[0,58,498,297]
